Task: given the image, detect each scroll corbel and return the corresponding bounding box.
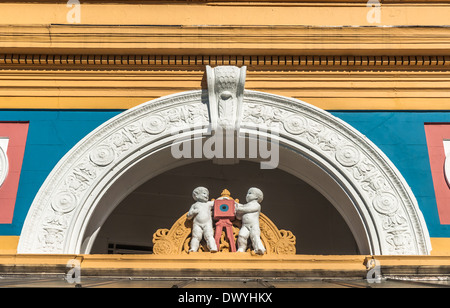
[206,65,247,132]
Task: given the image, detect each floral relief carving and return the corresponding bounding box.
[283,114,308,135]
[89,144,116,167]
[335,145,361,167]
[142,115,167,135]
[242,100,415,254]
[39,227,64,253]
[51,191,77,214]
[274,230,297,255]
[35,102,208,253]
[18,71,430,256]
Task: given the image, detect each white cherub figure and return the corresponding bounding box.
[235,187,266,255]
[186,187,218,253]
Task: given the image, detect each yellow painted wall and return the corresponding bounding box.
[0,1,449,110]
[0,237,19,254]
[430,238,450,256]
[1,237,448,256]
[1,1,450,264]
[1,2,450,27]
[2,69,450,110]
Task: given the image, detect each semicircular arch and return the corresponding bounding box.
[17,89,432,255]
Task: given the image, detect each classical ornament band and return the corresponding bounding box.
[1,54,450,69]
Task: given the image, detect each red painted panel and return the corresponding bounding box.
[0,123,29,224]
[425,124,450,225]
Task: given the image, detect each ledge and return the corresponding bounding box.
[0,254,449,279]
[0,254,367,278]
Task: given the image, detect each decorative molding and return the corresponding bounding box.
[206,65,247,131]
[2,54,450,69]
[445,141,450,188]
[0,146,8,188]
[17,66,431,255]
[0,123,29,224]
[242,94,428,255]
[424,125,450,224]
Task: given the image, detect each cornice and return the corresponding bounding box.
[3,25,450,56]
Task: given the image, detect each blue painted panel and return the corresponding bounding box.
[1,109,450,238]
[0,110,121,235]
[331,111,450,237]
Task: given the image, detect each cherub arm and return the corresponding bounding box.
[235,202,243,220]
[186,203,199,220]
[236,201,261,214]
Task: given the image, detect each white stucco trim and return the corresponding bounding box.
[17,89,432,255]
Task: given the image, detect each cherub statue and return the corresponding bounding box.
[235,187,266,255]
[186,187,218,253]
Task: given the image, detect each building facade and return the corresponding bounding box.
[1,0,450,279]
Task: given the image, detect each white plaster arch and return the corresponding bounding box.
[17,89,432,255]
